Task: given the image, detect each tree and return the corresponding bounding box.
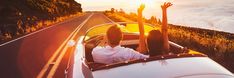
[158,19,162,24]
[111,8,115,13]
[148,16,157,24]
[119,8,125,14]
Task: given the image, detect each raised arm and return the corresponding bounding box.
[161,2,172,53]
[137,4,147,53]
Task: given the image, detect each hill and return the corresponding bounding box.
[0,0,82,42]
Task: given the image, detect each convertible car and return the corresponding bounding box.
[68,22,234,78]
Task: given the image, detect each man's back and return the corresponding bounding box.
[92,46,148,64]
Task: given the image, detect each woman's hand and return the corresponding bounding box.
[161,2,172,53]
[138,4,145,14]
[161,2,173,10]
[137,4,148,53]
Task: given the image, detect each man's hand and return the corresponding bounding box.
[138,4,145,13]
[161,2,173,10]
[98,35,107,47]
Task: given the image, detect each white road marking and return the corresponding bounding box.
[36,13,94,78]
[47,13,93,78]
[102,13,115,23]
[0,15,85,47]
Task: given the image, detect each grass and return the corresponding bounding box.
[0,12,84,43]
[104,11,234,73]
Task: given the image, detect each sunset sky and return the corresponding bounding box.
[75,0,234,33]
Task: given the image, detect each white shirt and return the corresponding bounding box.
[92,45,149,64]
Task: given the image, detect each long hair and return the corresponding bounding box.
[147,30,164,57]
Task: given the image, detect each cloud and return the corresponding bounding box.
[166,0,234,33]
[76,0,234,33]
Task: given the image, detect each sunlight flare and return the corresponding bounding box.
[134,0,175,6]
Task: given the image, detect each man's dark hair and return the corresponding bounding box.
[106,25,123,45]
[147,30,164,56]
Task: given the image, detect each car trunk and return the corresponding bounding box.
[92,57,233,78]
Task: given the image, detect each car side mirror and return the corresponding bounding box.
[67,40,76,47]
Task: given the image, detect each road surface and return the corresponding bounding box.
[0,12,113,78]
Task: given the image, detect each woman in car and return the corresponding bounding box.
[148,2,172,56]
[138,2,172,57]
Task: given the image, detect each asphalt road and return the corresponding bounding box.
[0,12,113,78]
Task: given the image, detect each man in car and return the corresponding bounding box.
[92,25,149,64]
